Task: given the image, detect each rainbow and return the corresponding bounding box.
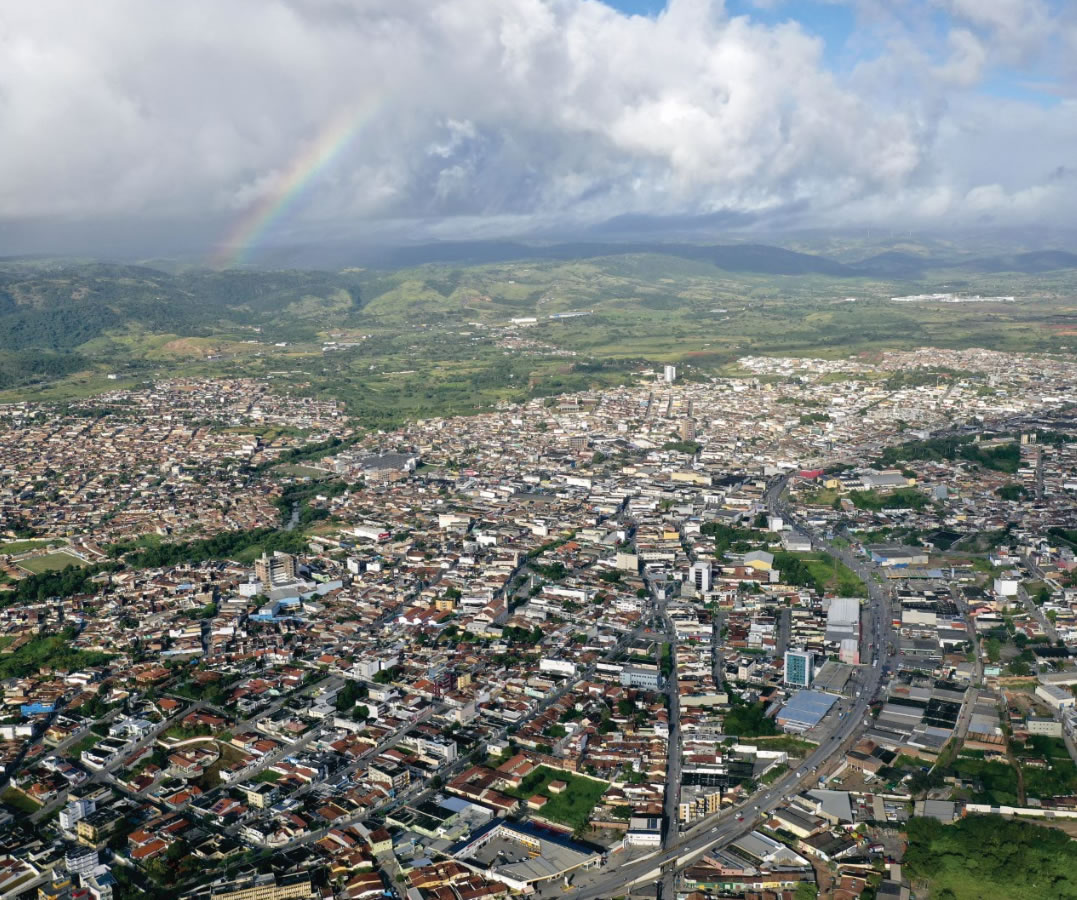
[210,97,381,268]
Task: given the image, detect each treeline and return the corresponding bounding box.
[109,528,310,568]
[7,562,120,605]
[879,435,1020,474]
[701,522,758,557]
[0,628,113,679]
[250,435,358,473]
[0,263,365,354]
[0,350,88,389]
[904,815,1077,900]
[772,552,816,590]
[274,479,351,526]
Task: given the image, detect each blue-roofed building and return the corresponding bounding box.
[776,690,837,733]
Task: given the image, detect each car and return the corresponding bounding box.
[736,813,744,821]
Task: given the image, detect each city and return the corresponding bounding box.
[2,348,1076,900]
[5,2,1077,898]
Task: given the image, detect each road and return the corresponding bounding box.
[567,474,897,899]
[30,701,201,824]
[1019,556,1059,643]
[658,599,682,900]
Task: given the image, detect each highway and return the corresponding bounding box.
[566,474,896,899]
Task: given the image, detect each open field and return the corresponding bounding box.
[1,250,1077,427]
[17,551,89,574]
[0,538,67,555]
[502,766,609,830]
[0,788,41,814]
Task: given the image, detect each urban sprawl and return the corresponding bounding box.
[2,348,1077,900]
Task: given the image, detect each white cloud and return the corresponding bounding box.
[0,0,1073,250]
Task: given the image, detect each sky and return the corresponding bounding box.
[2,0,1077,261]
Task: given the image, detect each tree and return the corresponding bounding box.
[794,883,818,900]
[986,637,1002,663]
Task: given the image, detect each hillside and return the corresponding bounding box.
[1,245,1076,414]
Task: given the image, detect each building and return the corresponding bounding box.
[1026,717,1062,737]
[254,551,297,587]
[690,560,713,594]
[1035,683,1076,711]
[625,816,663,846]
[65,845,99,880]
[776,691,837,733]
[744,550,774,572]
[59,797,97,832]
[679,419,696,441]
[181,872,313,900]
[38,877,75,900]
[76,809,124,849]
[784,650,815,688]
[620,665,663,691]
[664,365,677,383]
[867,545,929,568]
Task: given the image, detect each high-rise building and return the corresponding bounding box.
[679,419,696,441]
[690,560,712,594]
[784,650,815,687]
[65,845,99,880]
[59,796,96,832]
[255,551,298,587]
[663,365,677,383]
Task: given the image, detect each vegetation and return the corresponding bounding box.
[879,435,1021,475]
[662,440,701,454]
[16,551,89,574]
[773,551,865,596]
[848,487,930,511]
[0,628,113,678]
[996,483,1030,501]
[109,527,310,568]
[6,562,119,604]
[501,766,608,830]
[701,522,759,557]
[723,692,778,738]
[5,251,1077,420]
[905,815,1077,899]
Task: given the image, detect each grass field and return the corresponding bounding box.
[504,766,609,830]
[785,551,867,597]
[0,787,41,814]
[0,538,67,555]
[69,733,102,756]
[17,551,89,574]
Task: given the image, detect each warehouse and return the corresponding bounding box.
[776,690,837,733]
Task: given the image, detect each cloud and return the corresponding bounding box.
[0,0,1074,255]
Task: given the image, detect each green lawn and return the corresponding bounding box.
[0,788,41,814]
[782,551,866,597]
[748,735,818,757]
[18,551,89,574]
[0,538,67,555]
[69,733,102,756]
[503,766,609,830]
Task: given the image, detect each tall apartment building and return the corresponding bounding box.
[690,560,713,594]
[255,551,298,587]
[784,650,815,688]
